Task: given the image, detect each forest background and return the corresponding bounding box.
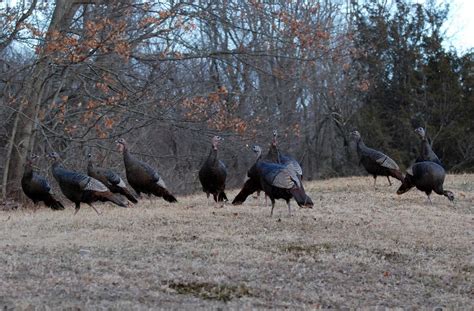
[0,0,472,200]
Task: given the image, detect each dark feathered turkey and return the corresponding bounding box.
[232,176,261,205]
[414,127,442,166]
[116,138,177,203]
[232,146,263,205]
[233,131,306,207]
[198,136,228,203]
[49,152,127,214]
[397,161,454,203]
[350,130,403,187]
[254,145,313,216]
[21,155,64,210]
[87,153,138,204]
[266,130,307,207]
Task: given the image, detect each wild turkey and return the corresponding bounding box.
[87,153,138,204]
[414,127,442,166]
[255,145,313,216]
[232,145,263,205]
[198,136,228,204]
[21,155,64,210]
[48,152,127,214]
[116,138,177,203]
[350,130,403,188]
[397,161,454,204]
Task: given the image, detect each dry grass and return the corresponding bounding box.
[0,174,472,309]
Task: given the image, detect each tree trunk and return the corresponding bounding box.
[3,0,80,200]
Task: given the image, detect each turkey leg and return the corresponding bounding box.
[74,202,81,215]
[87,203,102,215]
[426,195,433,206]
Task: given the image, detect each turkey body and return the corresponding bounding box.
[49,153,127,214]
[255,160,313,216]
[358,153,401,180]
[198,136,227,202]
[117,139,177,203]
[21,158,64,210]
[350,131,403,186]
[397,161,454,202]
[87,155,138,204]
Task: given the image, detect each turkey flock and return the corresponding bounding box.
[21,127,454,216]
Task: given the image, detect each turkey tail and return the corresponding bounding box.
[391,169,404,182]
[119,187,138,204]
[151,184,178,203]
[44,194,65,210]
[98,191,127,207]
[217,191,228,202]
[162,190,178,203]
[289,187,314,208]
[232,178,261,205]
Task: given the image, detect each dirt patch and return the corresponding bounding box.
[281,243,333,261]
[165,281,253,302]
[372,248,408,263]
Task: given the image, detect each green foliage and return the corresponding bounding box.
[351,0,473,171]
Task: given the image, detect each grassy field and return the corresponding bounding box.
[0,175,472,309]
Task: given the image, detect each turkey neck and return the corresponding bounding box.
[355,138,368,155]
[207,146,219,166]
[254,149,262,162]
[23,162,33,178]
[87,159,94,172]
[267,144,282,163]
[51,161,64,179]
[420,136,431,153]
[122,147,135,167]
